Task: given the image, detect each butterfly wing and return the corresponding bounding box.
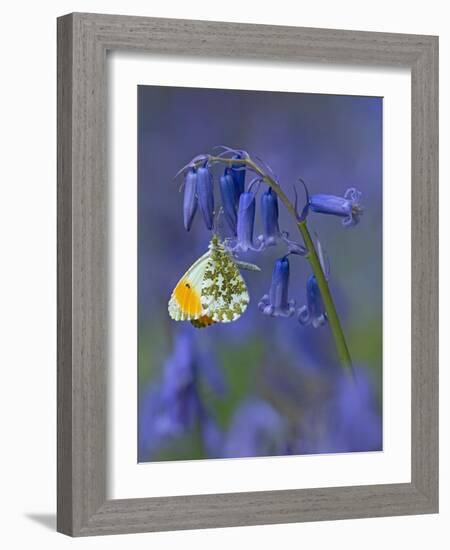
[169,237,250,325]
[168,251,210,321]
[200,247,249,323]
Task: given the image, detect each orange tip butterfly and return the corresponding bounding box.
[168,234,260,328]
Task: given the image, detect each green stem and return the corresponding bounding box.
[207,155,354,375]
[297,221,353,374]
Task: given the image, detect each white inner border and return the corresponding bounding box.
[108,52,411,499]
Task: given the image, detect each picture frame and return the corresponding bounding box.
[57,12,438,536]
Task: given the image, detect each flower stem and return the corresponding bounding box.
[297,221,353,375]
[207,154,354,375]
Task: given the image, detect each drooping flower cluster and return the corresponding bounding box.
[180,151,247,233]
[176,146,363,330]
[138,329,225,461]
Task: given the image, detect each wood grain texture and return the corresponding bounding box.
[410,34,439,507]
[57,13,73,535]
[57,12,439,537]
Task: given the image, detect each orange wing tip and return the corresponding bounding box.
[191,316,215,329]
[173,278,203,318]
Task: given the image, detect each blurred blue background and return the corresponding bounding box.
[138,85,382,462]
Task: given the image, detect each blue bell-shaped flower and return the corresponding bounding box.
[257,188,306,254]
[309,188,363,227]
[258,256,296,317]
[196,164,215,230]
[182,167,198,231]
[228,191,263,253]
[298,274,328,328]
[219,167,238,235]
[230,152,246,201]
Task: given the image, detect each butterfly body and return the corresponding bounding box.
[168,235,254,327]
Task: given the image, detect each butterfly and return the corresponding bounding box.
[168,234,260,328]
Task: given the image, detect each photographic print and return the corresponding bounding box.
[138,85,382,463]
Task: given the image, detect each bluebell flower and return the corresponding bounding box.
[219,167,238,235]
[309,187,363,227]
[197,164,214,230]
[298,274,327,328]
[298,237,330,328]
[224,398,289,458]
[296,367,382,454]
[138,330,225,461]
[260,187,279,245]
[257,188,306,254]
[183,167,198,231]
[227,191,264,253]
[230,152,246,198]
[213,146,247,204]
[259,256,296,317]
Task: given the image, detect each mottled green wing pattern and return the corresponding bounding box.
[200,237,249,322]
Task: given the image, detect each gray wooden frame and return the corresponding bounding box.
[57,12,438,537]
